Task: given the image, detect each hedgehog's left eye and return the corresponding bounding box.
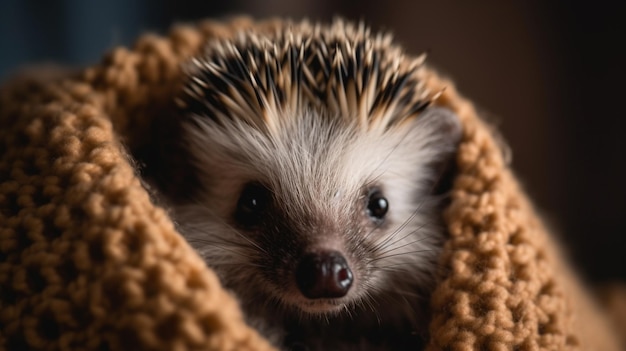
[235,182,271,227]
[367,189,388,220]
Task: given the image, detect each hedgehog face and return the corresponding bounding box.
[172,20,461,316]
[176,106,460,315]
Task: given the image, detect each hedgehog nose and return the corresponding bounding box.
[295,251,353,299]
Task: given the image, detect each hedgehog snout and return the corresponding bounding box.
[295,250,353,299]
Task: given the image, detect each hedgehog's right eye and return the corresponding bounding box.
[235,182,271,226]
[367,189,389,221]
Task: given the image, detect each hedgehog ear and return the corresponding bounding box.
[417,106,463,149]
[415,106,463,195]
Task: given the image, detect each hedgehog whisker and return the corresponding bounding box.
[377,222,437,253]
[207,262,268,269]
[367,249,436,263]
[376,213,440,251]
[190,240,260,260]
[368,229,414,256]
[359,190,431,247]
[372,235,436,259]
[368,204,429,252]
[185,237,254,251]
[359,284,382,324]
[369,219,429,254]
[181,203,270,255]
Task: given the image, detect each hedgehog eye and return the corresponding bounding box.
[235,182,270,226]
[367,189,388,220]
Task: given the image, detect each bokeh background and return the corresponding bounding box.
[1,0,624,283]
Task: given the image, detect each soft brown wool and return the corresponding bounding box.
[0,18,622,351]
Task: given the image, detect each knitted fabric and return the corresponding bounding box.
[0,18,622,351]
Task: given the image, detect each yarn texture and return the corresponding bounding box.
[0,18,622,351]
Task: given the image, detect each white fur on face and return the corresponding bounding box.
[173,106,454,317]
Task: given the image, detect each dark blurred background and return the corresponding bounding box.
[1,0,624,282]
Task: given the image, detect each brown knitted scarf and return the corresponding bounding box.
[0,18,622,351]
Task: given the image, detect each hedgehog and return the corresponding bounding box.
[162,19,462,351]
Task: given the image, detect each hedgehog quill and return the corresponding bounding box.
[162,19,462,350]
